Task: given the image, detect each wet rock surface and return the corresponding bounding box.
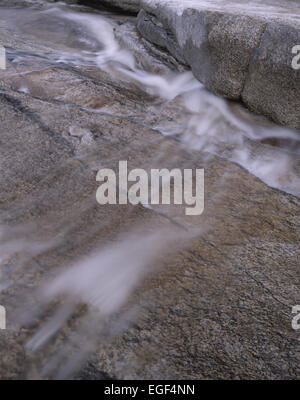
[80,0,141,13]
[137,0,300,130]
[0,2,299,380]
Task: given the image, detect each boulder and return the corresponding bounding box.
[137,0,300,130]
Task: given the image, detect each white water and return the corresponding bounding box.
[42,5,299,196]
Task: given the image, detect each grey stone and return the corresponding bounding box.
[137,0,300,130]
[0,2,299,380]
[242,20,300,129]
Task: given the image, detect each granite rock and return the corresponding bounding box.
[0,2,299,380]
[137,0,300,129]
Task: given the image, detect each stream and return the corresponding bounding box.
[0,0,299,380]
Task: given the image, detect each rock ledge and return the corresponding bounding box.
[137,0,300,130]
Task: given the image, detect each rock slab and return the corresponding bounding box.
[137,0,300,130]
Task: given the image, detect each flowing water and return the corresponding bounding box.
[0,1,299,379]
[2,2,299,194]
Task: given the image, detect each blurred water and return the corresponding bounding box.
[22,4,300,195]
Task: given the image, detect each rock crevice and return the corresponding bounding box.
[79,0,141,13]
